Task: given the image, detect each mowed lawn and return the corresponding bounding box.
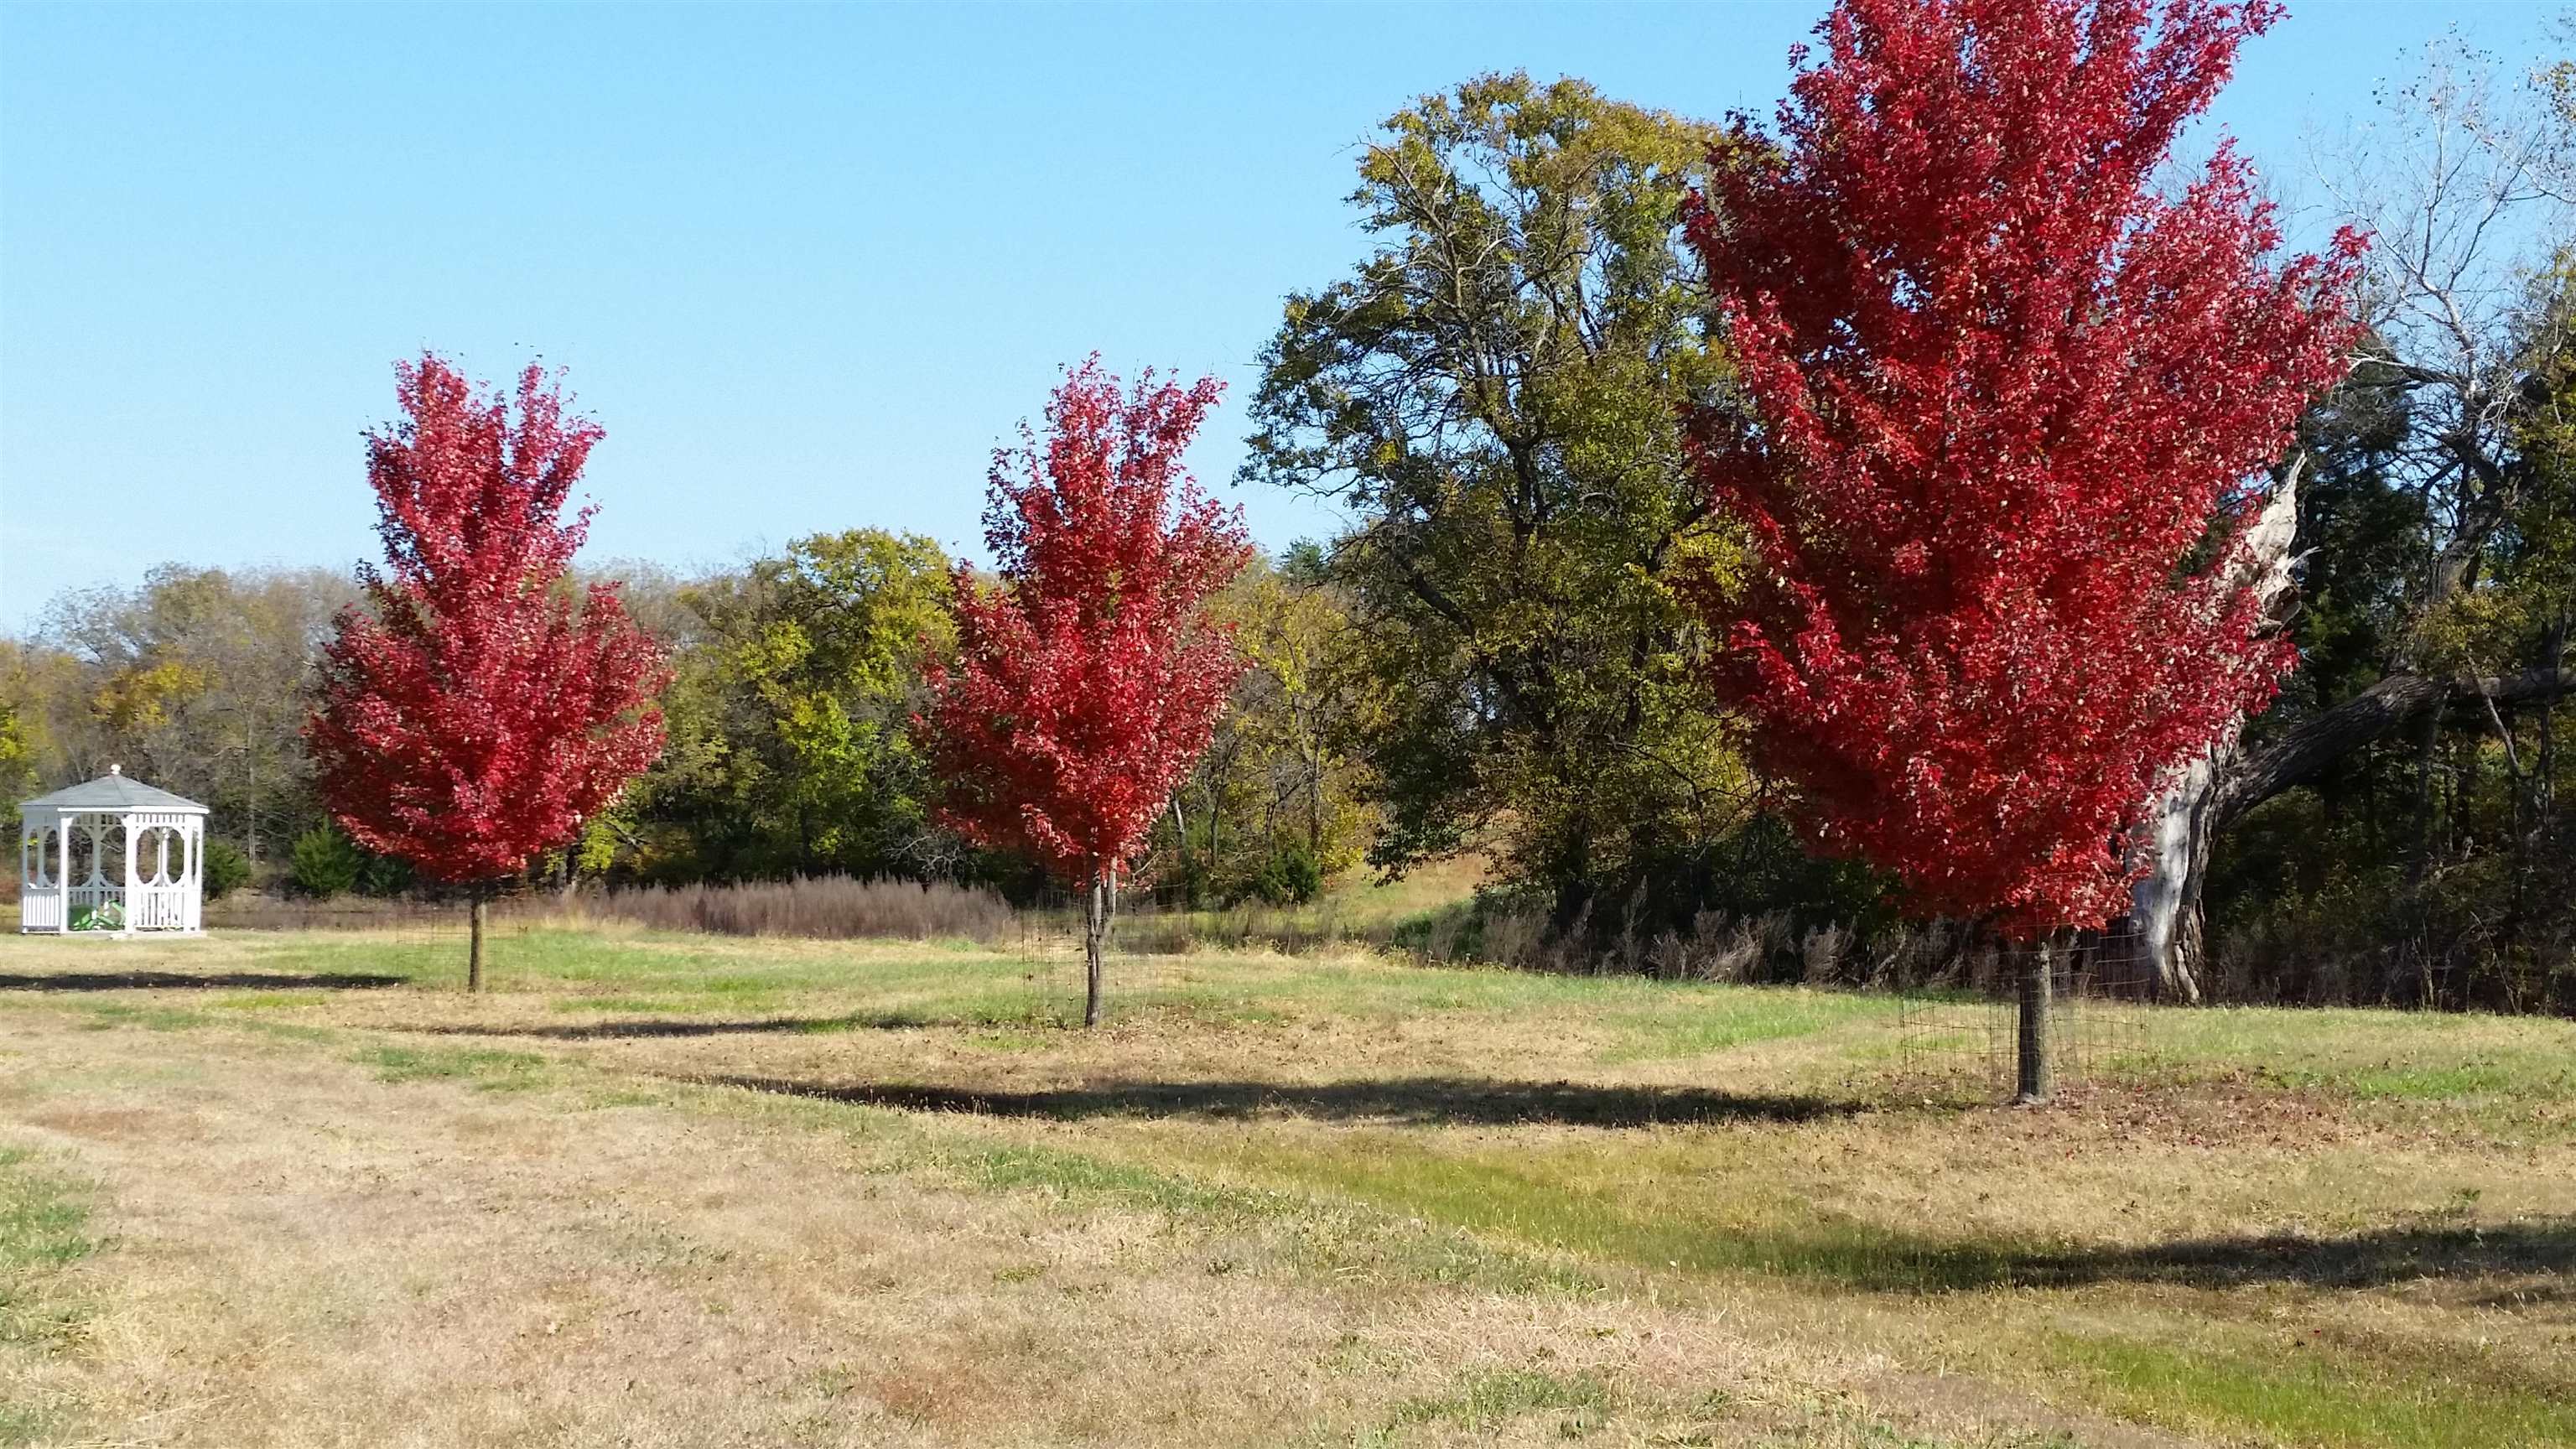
[2,925,2570,1449]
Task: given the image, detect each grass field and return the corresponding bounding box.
[2,922,2569,1448]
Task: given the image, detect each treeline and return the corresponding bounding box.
[4,54,2571,1009]
[0,542,1368,912]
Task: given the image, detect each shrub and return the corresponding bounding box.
[1244,844,1324,906]
[200,839,252,901]
[288,827,363,900]
[356,848,414,898]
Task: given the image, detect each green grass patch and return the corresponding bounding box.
[549,995,701,1015]
[688,1079,1593,1296]
[76,1001,207,1032]
[0,1145,97,1447]
[2324,1060,2542,1102]
[355,1044,552,1091]
[1595,987,1900,1063]
[1389,1366,1615,1435]
[0,1147,93,1348]
[2044,1322,2576,1449]
[1141,1128,2025,1291]
[211,990,333,1012]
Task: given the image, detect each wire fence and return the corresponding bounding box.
[1888,927,2163,1100]
[1003,886,1196,1025]
[196,891,524,984]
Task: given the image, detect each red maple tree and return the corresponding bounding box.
[919,359,1252,1026]
[307,355,670,989]
[1684,0,2360,1091]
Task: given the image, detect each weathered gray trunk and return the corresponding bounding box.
[2126,749,2220,1002]
[2117,460,2305,1002]
[467,891,487,995]
[2126,663,2576,997]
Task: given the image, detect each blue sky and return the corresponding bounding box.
[0,0,2562,629]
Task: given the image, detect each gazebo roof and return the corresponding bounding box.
[20,768,208,814]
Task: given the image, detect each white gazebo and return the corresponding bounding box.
[18,767,208,936]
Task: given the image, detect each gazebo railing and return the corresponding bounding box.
[127,884,192,931]
[21,883,197,933]
[65,884,124,930]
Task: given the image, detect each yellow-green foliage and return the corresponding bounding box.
[1244,73,1758,906]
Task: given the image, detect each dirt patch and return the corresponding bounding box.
[19,1104,191,1142]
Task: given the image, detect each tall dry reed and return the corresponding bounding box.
[562,874,1014,942]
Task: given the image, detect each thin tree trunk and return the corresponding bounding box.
[2537,613,2564,833]
[2407,703,2444,886]
[2014,934,2055,1106]
[467,888,487,995]
[1306,740,1324,856]
[1081,863,1113,1028]
[1205,782,1220,885]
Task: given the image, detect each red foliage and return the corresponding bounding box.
[919,359,1252,886]
[1684,0,2363,937]
[306,355,670,884]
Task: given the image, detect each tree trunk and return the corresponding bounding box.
[1081,863,1115,1028]
[467,889,487,995]
[2117,460,2304,1000]
[1205,782,1220,885]
[2015,934,2055,1105]
[2125,750,2219,1001]
[2537,613,2564,832]
[2117,667,2570,994]
[2406,701,2444,886]
[1306,745,1324,857]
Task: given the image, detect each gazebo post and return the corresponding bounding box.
[56,808,73,934]
[121,810,138,937]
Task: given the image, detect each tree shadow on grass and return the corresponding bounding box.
[684,1071,1864,1127]
[2007,1220,2576,1291]
[0,970,407,993]
[1668,1219,2576,1295]
[679,1076,2574,1296]
[404,1013,943,1041]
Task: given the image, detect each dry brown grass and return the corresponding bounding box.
[0,1015,2005,1448]
[3,927,2569,1448]
[545,875,1015,943]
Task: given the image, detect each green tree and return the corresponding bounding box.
[198,839,253,902]
[1242,73,1753,925]
[1154,553,1374,904]
[288,825,363,900]
[2204,253,2576,1006]
[0,697,34,807]
[35,565,352,865]
[636,530,954,880]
